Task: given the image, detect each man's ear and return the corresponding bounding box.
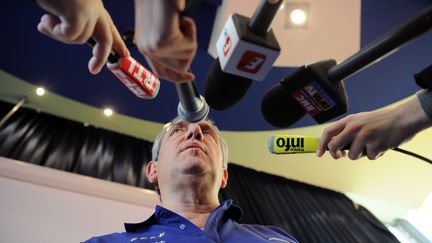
[146,160,158,183]
[220,169,229,188]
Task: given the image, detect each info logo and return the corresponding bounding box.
[236,50,267,74]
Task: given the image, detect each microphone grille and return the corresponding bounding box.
[177,96,210,123]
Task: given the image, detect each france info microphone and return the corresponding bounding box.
[269,135,320,154]
[262,6,432,128]
[87,39,160,99]
[268,135,350,154]
[204,0,283,110]
[268,135,432,164]
[176,81,210,123]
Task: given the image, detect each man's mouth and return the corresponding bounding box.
[181,142,204,152]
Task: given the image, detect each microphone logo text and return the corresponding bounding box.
[276,137,305,152]
[223,35,232,57]
[237,50,266,74]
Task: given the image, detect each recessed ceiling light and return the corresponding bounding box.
[35,87,45,96]
[284,2,309,29]
[103,108,113,117]
[290,9,307,25]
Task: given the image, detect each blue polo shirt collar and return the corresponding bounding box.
[124,199,242,233]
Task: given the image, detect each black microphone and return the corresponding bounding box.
[262,6,432,128]
[176,81,209,123]
[205,0,283,110]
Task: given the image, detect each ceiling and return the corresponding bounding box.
[1,0,432,220]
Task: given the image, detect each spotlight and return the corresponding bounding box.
[290,9,307,25]
[35,87,45,96]
[103,108,113,117]
[284,2,309,29]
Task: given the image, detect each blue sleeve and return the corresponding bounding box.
[417,89,432,120]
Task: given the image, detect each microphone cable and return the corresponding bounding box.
[392,147,432,165]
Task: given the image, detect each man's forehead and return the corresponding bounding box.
[163,119,218,132]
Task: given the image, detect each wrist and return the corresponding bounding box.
[397,93,432,134]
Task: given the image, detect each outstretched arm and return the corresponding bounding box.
[317,90,432,160]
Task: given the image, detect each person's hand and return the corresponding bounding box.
[36,0,129,74]
[134,0,197,82]
[317,95,432,160]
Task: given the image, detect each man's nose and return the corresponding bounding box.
[186,124,203,141]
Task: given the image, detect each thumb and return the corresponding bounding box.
[179,16,196,42]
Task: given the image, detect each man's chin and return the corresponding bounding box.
[181,163,207,175]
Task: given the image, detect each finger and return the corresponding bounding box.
[348,136,365,160]
[105,10,130,57]
[51,15,87,43]
[88,15,113,74]
[365,143,383,160]
[147,57,194,82]
[180,16,197,43]
[154,57,190,73]
[145,48,196,59]
[73,19,94,44]
[317,121,346,157]
[328,144,343,159]
[37,14,63,42]
[327,127,356,152]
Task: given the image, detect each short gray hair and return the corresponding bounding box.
[151,117,228,168]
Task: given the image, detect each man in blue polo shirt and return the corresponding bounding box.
[84,117,298,242]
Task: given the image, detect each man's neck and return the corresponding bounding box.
[161,193,220,231]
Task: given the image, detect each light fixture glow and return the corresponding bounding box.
[103,108,113,117]
[290,9,307,25]
[279,3,285,11]
[35,87,45,96]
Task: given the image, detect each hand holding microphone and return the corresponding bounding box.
[134,0,197,83]
[87,39,160,99]
[317,94,432,160]
[35,0,129,74]
[268,130,432,164]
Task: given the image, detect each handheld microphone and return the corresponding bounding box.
[176,81,209,123]
[268,135,432,165]
[262,6,432,128]
[87,39,160,99]
[268,135,350,154]
[205,0,283,110]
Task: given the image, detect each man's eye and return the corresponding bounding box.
[170,127,184,136]
[203,130,216,138]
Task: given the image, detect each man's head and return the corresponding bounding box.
[147,117,229,201]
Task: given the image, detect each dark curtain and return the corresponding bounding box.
[0,100,399,242]
[0,101,153,188]
[220,164,399,243]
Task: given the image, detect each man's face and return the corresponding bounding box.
[149,119,227,194]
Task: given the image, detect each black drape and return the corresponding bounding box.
[0,100,399,242]
[0,101,153,188]
[220,164,398,242]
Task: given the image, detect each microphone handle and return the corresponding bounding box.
[327,6,432,82]
[248,0,284,37]
[176,81,201,111]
